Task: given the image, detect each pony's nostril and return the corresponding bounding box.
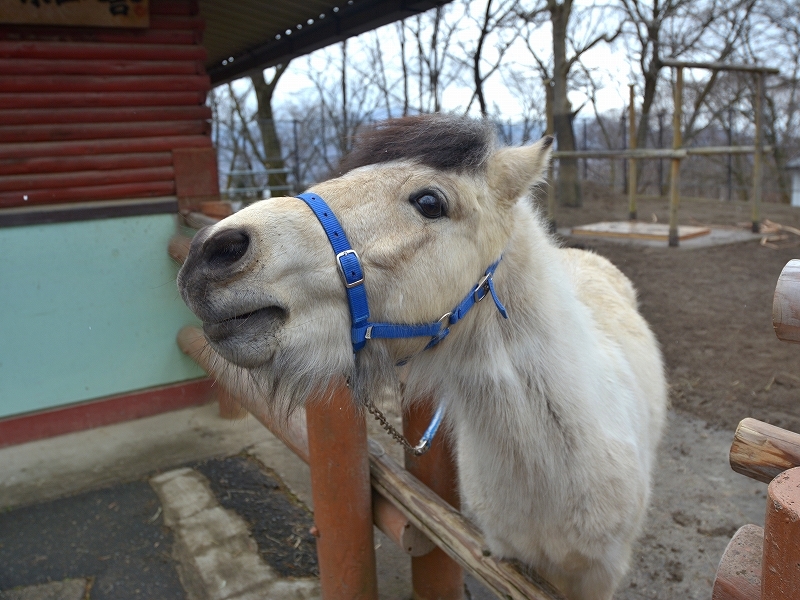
[202,228,250,269]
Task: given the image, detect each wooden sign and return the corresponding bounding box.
[0,0,149,28]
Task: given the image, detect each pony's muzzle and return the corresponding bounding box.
[200,227,250,270]
[178,225,254,313]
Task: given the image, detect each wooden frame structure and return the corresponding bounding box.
[546,61,779,247]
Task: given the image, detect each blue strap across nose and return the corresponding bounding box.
[295,192,508,355]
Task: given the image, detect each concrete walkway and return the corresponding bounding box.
[0,402,411,600]
[1,399,768,600]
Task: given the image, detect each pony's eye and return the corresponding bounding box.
[411,191,445,219]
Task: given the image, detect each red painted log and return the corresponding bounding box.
[762,467,800,600]
[0,58,204,76]
[0,135,210,160]
[0,105,212,126]
[0,74,210,93]
[307,385,379,600]
[0,26,202,45]
[711,524,763,600]
[0,166,174,192]
[0,91,207,109]
[404,401,465,600]
[773,259,800,344]
[0,120,209,144]
[0,40,207,61]
[148,15,205,30]
[0,152,172,177]
[0,378,214,449]
[150,0,198,16]
[0,181,175,207]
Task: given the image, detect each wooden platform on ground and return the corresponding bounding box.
[571,221,712,241]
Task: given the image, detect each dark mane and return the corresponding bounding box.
[337,114,496,175]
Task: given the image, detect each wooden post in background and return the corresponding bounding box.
[668,67,684,247]
[628,84,638,221]
[544,78,556,234]
[404,401,464,600]
[751,72,763,234]
[307,383,379,600]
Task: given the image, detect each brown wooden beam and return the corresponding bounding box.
[730,418,800,484]
[0,135,210,160]
[0,40,207,61]
[0,91,208,110]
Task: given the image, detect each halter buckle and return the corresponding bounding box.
[335,249,364,288]
[437,312,452,331]
[473,273,492,302]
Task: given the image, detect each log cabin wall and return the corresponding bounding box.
[0,0,216,432]
[0,0,217,214]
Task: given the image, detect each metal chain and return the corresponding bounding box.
[365,399,423,455]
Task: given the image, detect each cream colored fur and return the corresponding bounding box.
[178,137,667,600]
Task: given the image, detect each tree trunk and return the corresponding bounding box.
[550,0,582,207]
[250,64,288,193]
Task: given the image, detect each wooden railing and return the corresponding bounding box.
[712,259,800,600]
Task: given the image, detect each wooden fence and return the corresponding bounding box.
[712,258,800,600]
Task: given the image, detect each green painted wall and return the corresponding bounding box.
[0,214,205,419]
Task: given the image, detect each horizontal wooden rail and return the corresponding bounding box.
[0,120,209,145]
[0,105,211,126]
[0,136,210,160]
[0,166,174,192]
[730,418,800,484]
[369,441,563,600]
[661,59,779,74]
[0,181,175,207]
[0,58,204,76]
[0,91,207,110]
[0,74,210,94]
[0,40,207,61]
[0,152,173,177]
[551,146,771,160]
[0,27,201,46]
[773,259,800,344]
[177,325,563,599]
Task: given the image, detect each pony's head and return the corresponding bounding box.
[178,114,552,416]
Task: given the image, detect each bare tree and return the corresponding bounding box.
[519,0,624,206]
[619,0,758,151]
[250,64,289,192]
[459,0,520,116]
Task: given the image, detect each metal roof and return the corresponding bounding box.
[199,0,450,85]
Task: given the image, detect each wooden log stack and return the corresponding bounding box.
[0,0,214,210]
[712,259,800,600]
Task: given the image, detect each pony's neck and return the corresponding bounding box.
[406,202,596,436]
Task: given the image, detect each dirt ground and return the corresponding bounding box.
[547,191,800,599]
[554,190,800,435]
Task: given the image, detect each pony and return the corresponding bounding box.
[178,114,667,600]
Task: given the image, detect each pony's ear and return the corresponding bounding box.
[486,136,553,206]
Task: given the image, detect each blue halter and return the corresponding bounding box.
[295,192,509,451]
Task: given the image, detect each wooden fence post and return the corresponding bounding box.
[751,72,764,234]
[307,383,379,600]
[628,84,637,221]
[668,67,683,247]
[404,401,464,600]
[762,467,800,600]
